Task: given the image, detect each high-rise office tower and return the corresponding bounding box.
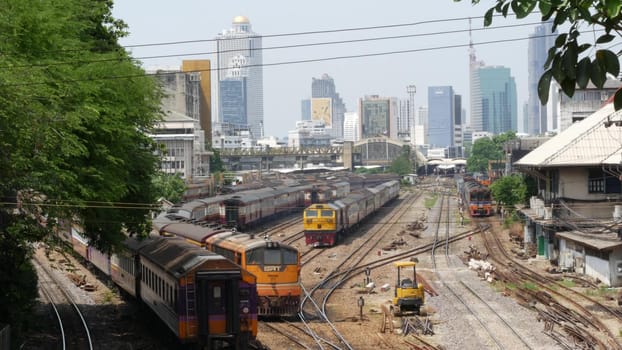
[527,21,557,135]
[479,66,518,134]
[469,20,486,131]
[343,112,360,142]
[428,86,455,148]
[311,74,346,139]
[358,95,398,140]
[216,16,264,139]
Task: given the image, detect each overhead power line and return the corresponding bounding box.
[7,21,544,70]
[0,33,558,88]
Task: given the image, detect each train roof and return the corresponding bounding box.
[132,236,239,278]
[335,188,374,206]
[305,203,341,211]
[205,231,297,253]
[159,222,228,243]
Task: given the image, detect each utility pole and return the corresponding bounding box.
[407,85,417,172]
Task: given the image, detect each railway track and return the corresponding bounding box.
[443,280,534,350]
[33,255,93,350]
[478,219,622,349]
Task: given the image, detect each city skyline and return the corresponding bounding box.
[112,1,546,139]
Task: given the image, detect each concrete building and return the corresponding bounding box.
[416,106,428,145]
[288,120,332,148]
[514,102,622,286]
[358,95,398,140]
[427,86,455,148]
[311,74,346,139]
[479,66,518,134]
[151,111,199,179]
[527,21,557,135]
[558,79,621,132]
[216,16,264,139]
[301,99,311,121]
[152,61,212,178]
[343,112,360,142]
[469,37,486,131]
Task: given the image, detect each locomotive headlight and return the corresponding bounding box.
[242,306,249,314]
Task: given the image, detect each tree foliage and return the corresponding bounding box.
[457,0,622,109]
[152,172,187,204]
[467,132,516,172]
[389,146,414,176]
[0,0,163,338]
[490,174,528,212]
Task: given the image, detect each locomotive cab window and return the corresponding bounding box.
[320,210,333,217]
[305,210,318,217]
[283,248,298,265]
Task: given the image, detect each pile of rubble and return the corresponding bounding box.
[401,218,427,238]
[463,245,496,283]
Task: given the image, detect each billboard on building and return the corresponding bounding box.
[311,98,332,128]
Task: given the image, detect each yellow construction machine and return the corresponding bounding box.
[391,261,425,316]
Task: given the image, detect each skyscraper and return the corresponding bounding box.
[428,86,455,148]
[311,74,346,139]
[479,66,518,134]
[469,20,486,131]
[358,95,398,140]
[527,21,557,135]
[216,16,264,139]
[343,112,360,142]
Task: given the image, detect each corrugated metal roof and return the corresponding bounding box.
[556,230,622,251]
[515,102,622,167]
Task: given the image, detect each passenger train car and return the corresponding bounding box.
[220,185,311,230]
[303,180,400,247]
[458,177,493,217]
[162,180,353,233]
[67,230,258,348]
[159,223,302,317]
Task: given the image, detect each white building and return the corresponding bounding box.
[343,112,360,142]
[216,16,264,139]
[150,111,200,179]
[288,120,332,148]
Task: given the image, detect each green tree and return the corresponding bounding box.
[210,148,225,173]
[489,174,528,213]
[457,0,622,109]
[467,132,516,172]
[0,0,163,340]
[467,137,500,172]
[152,172,187,204]
[389,146,414,176]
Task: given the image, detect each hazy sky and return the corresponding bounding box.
[111,1,544,139]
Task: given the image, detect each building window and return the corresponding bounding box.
[588,168,621,194]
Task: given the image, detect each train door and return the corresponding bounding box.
[196,272,241,348]
[224,199,240,227]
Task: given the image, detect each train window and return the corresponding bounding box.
[210,285,224,314]
[246,249,261,265]
[320,210,333,217]
[305,210,318,217]
[264,248,281,265]
[283,249,298,265]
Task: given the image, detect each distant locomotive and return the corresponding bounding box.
[67,231,258,348]
[459,178,493,217]
[159,222,302,317]
[303,180,400,247]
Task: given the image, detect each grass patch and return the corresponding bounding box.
[522,282,538,291]
[424,195,438,209]
[585,286,617,299]
[558,279,576,288]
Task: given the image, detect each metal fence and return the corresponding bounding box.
[0,324,10,350]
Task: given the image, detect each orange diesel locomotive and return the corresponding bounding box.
[205,231,301,317]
